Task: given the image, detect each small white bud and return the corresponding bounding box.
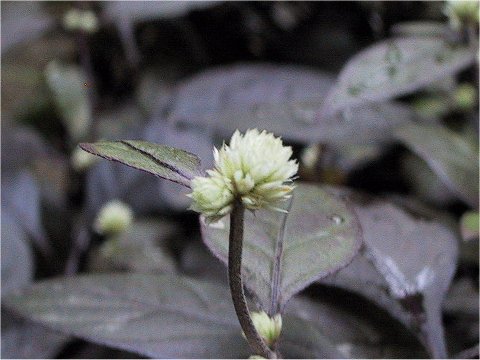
[63,8,99,34]
[94,200,133,235]
[71,146,98,171]
[453,83,477,111]
[301,144,322,170]
[243,311,282,347]
[81,10,99,33]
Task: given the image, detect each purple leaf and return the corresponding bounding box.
[169,63,423,145]
[201,183,362,314]
[320,38,475,117]
[395,123,479,208]
[320,188,459,358]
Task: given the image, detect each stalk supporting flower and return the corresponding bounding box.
[189,129,298,358]
[229,199,275,359]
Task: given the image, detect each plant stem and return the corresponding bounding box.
[228,199,275,359]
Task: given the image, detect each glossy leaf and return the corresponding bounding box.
[201,182,362,314]
[320,188,459,358]
[395,123,479,208]
[321,38,475,117]
[169,63,422,145]
[80,140,202,188]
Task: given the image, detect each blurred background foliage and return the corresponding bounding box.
[1,1,478,359]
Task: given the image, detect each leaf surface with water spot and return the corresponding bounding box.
[201,182,362,314]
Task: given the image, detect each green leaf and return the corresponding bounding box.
[321,38,475,117]
[394,123,479,208]
[79,140,202,188]
[201,182,362,314]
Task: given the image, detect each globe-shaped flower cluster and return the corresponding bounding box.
[189,129,298,221]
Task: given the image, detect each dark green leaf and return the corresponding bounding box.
[201,182,362,313]
[321,38,475,117]
[395,123,479,208]
[80,140,202,188]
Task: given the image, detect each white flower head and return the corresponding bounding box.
[94,200,133,235]
[189,129,298,221]
[243,311,282,347]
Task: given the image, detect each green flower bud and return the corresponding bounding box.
[246,311,282,347]
[453,83,477,111]
[460,210,479,242]
[94,200,133,235]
